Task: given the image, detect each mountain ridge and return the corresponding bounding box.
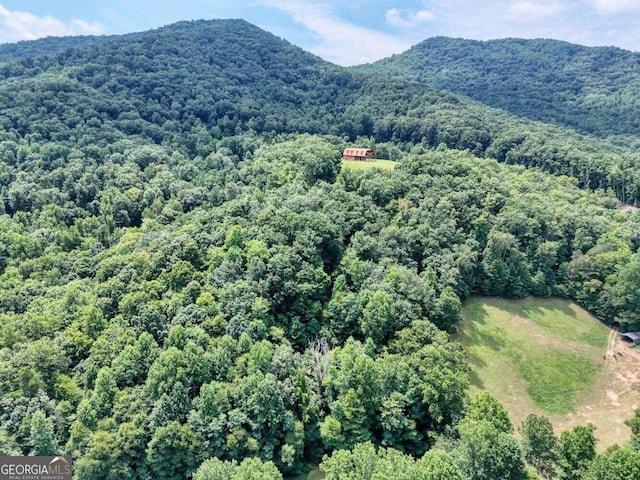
[1,19,640,202]
[355,36,640,138]
[5,19,639,140]
[0,19,293,62]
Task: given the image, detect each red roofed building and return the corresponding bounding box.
[342,148,376,161]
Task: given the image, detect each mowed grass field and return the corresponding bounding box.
[460,297,640,449]
[341,159,397,171]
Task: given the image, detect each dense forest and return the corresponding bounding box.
[1,18,640,479]
[356,37,640,139]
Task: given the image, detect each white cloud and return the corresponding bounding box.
[258,0,412,65]
[504,1,564,23]
[386,8,435,28]
[587,0,640,14]
[0,4,103,44]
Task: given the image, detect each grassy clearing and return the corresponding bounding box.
[519,352,600,414]
[341,159,397,171]
[460,297,608,415]
[458,296,640,449]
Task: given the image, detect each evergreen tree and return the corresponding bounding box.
[29,410,57,456]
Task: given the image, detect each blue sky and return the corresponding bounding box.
[0,1,639,65]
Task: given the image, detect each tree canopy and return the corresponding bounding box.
[1,18,640,479]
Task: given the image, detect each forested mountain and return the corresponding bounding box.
[1,18,640,479]
[357,37,640,139]
[0,19,352,144]
[2,20,640,204]
[0,35,104,62]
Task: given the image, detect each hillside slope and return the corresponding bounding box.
[0,19,356,144]
[358,37,640,138]
[2,20,640,203]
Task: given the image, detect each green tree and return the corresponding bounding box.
[360,290,395,345]
[29,410,57,455]
[112,332,160,386]
[481,230,531,298]
[379,391,418,450]
[416,449,465,480]
[193,457,282,480]
[519,414,557,479]
[611,255,640,330]
[193,458,238,480]
[431,286,462,331]
[467,391,514,433]
[458,419,527,480]
[234,457,283,480]
[320,442,417,480]
[319,415,346,451]
[323,388,371,450]
[235,372,290,460]
[0,429,20,456]
[586,447,640,480]
[92,367,117,419]
[147,421,200,480]
[75,422,146,480]
[556,424,597,480]
[625,408,640,450]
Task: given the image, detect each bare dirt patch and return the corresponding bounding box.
[619,203,639,213]
[554,332,640,449]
